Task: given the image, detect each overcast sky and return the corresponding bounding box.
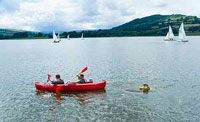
[0,0,199,32]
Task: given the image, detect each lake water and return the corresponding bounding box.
[0,37,200,122]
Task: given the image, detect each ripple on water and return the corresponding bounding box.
[1,38,200,121]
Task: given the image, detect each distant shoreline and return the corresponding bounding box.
[1,35,200,40]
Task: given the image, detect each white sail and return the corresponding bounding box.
[165,32,169,40]
[53,30,60,43]
[67,34,70,40]
[53,30,57,41]
[164,26,175,41]
[81,33,84,40]
[169,26,175,39]
[178,23,188,42]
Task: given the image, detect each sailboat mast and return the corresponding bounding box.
[81,33,84,40]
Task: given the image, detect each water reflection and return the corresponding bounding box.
[36,89,106,109]
[62,89,106,105]
[125,89,151,94]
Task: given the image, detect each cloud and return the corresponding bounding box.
[0,0,20,13]
[0,0,199,31]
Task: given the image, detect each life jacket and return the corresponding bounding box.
[83,78,87,83]
[83,78,93,83]
[52,78,64,84]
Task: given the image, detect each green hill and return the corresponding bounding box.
[60,14,200,38]
[0,29,48,39]
[111,14,200,36]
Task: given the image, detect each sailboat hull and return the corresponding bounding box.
[53,39,61,43]
[53,41,60,43]
[181,40,188,42]
[164,39,176,41]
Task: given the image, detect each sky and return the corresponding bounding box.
[0,0,199,32]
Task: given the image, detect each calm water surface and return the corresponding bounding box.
[0,37,200,122]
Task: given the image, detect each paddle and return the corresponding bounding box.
[55,67,88,93]
[47,74,52,82]
[71,67,88,79]
[56,86,64,93]
[47,74,52,78]
[81,67,88,74]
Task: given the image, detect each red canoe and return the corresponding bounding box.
[35,80,106,92]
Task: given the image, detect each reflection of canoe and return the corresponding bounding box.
[36,88,106,106]
[35,81,106,92]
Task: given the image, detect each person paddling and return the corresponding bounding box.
[67,74,86,84]
[47,73,64,84]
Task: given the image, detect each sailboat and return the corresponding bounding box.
[178,23,188,42]
[53,30,61,43]
[81,33,84,40]
[67,34,70,40]
[164,25,175,41]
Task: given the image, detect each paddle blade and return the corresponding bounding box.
[56,86,63,93]
[81,67,88,73]
[47,74,51,77]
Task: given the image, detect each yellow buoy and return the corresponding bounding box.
[139,86,150,90]
[139,84,150,91]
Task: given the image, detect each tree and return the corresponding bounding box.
[13,32,28,38]
[37,32,43,37]
[0,34,4,39]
